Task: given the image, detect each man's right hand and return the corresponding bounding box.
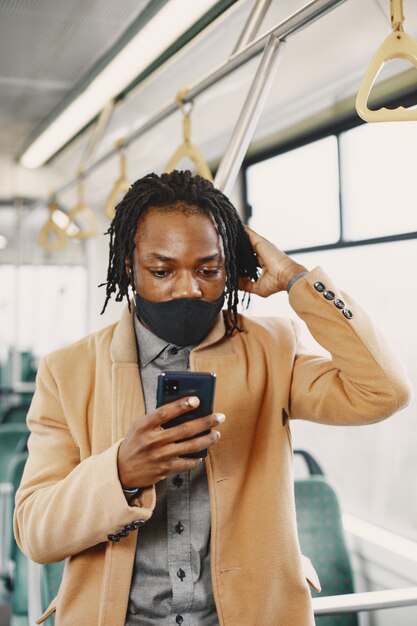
[117,396,225,489]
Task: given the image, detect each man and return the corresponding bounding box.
[14,170,411,625]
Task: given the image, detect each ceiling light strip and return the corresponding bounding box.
[27,0,348,204]
[20,0,230,169]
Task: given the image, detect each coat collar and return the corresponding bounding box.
[109,305,138,364]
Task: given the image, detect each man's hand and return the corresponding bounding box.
[117,396,225,489]
[239,226,308,297]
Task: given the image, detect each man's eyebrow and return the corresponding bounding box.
[143,253,175,262]
[197,253,221,263]
[142,252,222,263]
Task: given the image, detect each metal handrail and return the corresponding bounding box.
[0,482,13,577]
[214,33,285,195]
[27,559,43,626]
[33,0,348,203]
[230,0,273,55]
[312,587,417,614]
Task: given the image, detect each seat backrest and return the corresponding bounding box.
[294,451,358,626]
[9,448,64,625]
[2,404,30,425]
[11,545,28,620]
[0,424,29,482]
[8,452,29,515]
[7,452,29,621]
[5,453,29,562]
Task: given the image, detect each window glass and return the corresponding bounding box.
[0,266,15,365]
[246,238,417,543]
[0,264,87,360]
[341,122,417,239]
[246,136,340,250]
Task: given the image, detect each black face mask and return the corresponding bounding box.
[135,293,225,347]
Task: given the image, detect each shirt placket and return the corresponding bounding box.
[165,346,193,624]
[167,470,193,619]
[131,321,219,625]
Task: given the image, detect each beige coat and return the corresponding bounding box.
[14,267,411,626]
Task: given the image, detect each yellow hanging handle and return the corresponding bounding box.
[391,0,405,31]
[104,140,131,221]
[165,88,213,180]
[38,198,68,251]
[67,172,100,240]
[356,0,417,122]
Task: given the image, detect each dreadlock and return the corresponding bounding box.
[100,170,259,335]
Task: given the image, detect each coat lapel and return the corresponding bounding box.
[110,305,145,442]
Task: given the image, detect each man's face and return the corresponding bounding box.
[129,206,226,302]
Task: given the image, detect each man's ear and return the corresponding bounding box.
[125,257,135,291]
[125,257,131,277]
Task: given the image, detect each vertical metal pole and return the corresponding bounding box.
[214,34,285,197]
[27,559,43,626]
[231,0,273,54]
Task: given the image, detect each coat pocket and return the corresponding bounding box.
[36,595,57,624]
[301,554,321,592]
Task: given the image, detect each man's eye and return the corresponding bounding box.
[200,268,220,277]
[150,269,170,278]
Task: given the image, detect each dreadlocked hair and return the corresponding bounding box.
[100,170,259,335]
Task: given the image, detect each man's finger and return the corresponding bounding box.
[157,412,225,446]
[148,396,200,428]
[238,277,256,293]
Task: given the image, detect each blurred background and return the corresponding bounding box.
[1,1,417,624]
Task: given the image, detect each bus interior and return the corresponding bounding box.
[1,1,417,624]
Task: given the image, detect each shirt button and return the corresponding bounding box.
[177,568,186,581]
[314,281,325,292]
[343,308,353,319]
[176,616,184,625]
[173,474,183,488]
[175,521,184,534]
[323,290,335,300]
[334,298,345,309]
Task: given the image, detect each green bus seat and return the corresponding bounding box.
[41,560,65,624]
[294,449,358,626]
[8,453,29,626]
[0,424,28,482]
[10,548,28,626]
[1,404,31,425]
[0,425,29,593]
[9,449,63,625]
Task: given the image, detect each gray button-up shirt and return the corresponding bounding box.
[125,316,220,626]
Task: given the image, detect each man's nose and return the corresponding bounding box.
[172,272,202,299]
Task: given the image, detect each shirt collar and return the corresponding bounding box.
[133,313,170,368]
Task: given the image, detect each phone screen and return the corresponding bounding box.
[156,371,216,458]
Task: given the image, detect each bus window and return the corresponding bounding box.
[341,121,417,239]
[246,136,340,250]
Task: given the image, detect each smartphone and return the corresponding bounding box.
[156,371,216,459]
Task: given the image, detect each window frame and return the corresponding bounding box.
[242,89,417,255]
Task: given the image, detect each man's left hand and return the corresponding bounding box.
[238,225,308,297]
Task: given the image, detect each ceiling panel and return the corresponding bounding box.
[0,82,68,152]
[0,0,153,155]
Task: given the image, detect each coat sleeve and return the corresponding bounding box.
[287,267,412,424]
[13,357,156,564]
